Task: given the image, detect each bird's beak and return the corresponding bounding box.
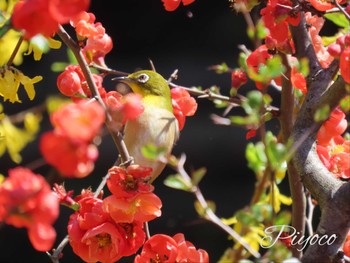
[112,76,135,94]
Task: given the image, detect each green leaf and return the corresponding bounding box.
[51,62,69,72]
[191,167,207,186]
[314,104,330,122]
[274,210,292,225]
[251,203,273,222]
[236,209,258,225]
[244,90,263,113]
[248,55,285,83]
[265,131,287,170]
[238,52,248,71]
[324,13,350,28]
[245,142,267,174]
[340,95,350,113]
[164,174,192,192]
[141,143,167,160]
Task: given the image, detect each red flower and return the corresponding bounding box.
[48,0,90,24]
[135,233,209,263]
[51,100,105,143]
[161,0,196,11]
[67,196,145,263]
[231,69,248,89]
[107,165,153,198]
[246,44,282,89]
[70,11,105,39]
[103,192,162,223]
[12,0,59,39]
[291,66,307,94]
[317,107,347,145]
[340,46,350,84]
[105,91,145,126]
[308,0,343,11]
[12,0,90,39]
[316,107,350,179]
[0,167,59,251]
[171,87,198,131]
[83,33,113,66]
[40,131,98,178]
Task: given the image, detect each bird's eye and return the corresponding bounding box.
[137,73,149,83]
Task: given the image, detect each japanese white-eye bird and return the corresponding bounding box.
[115,70,179,182]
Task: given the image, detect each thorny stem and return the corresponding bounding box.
[171,154,261,259]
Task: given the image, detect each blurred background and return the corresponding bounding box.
[0,0,291,262]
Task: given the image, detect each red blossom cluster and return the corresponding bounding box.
[328,34,350,84]
[11,0,90,39]
[246,44,283,90]
[161,0,196,11]
[67,165,162,262]
[0,167,59,251]
[171,87,198,131]
[40,100,105,178]
[135,233,209,262]
[70,11,113,67]
[317,107,350,179]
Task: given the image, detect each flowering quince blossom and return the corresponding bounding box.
[162,0,196,11]
[260,0,299,54]
[134,233,209,263]
[171,87,198,131]
[343,231,350,257]
[305,12,333,68]
[0,167,59,251]
[67,193,146,263]
[104,91,145,129]
[308,0,344,11]
[246,44,282,90]
[316,107,350,179]
[103,165,162,223]
[50,100,106,143]
[11,0,90,39]
[40,101,105,178]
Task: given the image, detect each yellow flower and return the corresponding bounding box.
[0,113,42,163]
[26,36,62,61]
[265,183,292,213]
[0,66,42,103]
[0,30,28,66]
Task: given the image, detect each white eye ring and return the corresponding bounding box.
[137,73,149,83]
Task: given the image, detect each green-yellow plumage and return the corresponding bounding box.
[118,70,179,182]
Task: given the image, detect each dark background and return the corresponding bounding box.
[0,0,289,262]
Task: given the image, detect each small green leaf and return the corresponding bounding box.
[324,13,350,28]
[71,203,80,211]
[51,62,69,72]
[251,203,273,222]
[208,62,229,74]
[164,174,192,192]
[191,167,207,186]
[314,104,330,122]
[274,210,292,225]
[340,95,350,113]
[246,142,267,173]
[141,143,167,160]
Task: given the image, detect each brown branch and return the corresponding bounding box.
[56,25,130,164]
[280,54,306,258]
[291,74,349,262]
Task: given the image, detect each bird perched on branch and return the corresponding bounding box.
[114,70,179,182]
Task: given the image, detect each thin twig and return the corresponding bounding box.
[7,35,24,66]
[171,154,261,259]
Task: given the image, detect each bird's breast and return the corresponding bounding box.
[124,105,179,179]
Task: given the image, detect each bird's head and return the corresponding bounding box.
[114,70,171,98]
